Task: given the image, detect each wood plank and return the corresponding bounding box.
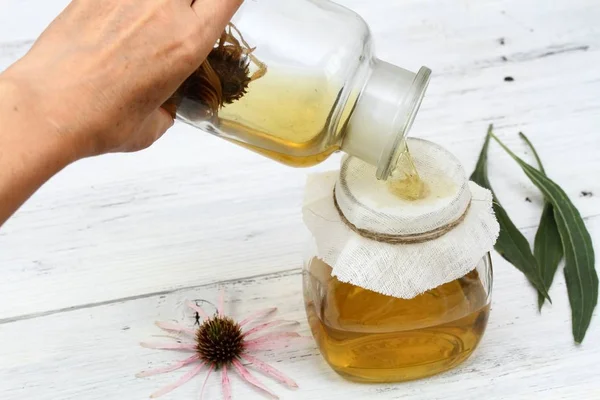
[0,0,599,323]
[0,244,598,400]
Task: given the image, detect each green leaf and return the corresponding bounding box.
[492,133,598,343]
[519,133,564,310]
[470,125,550,301]
[534,204,564,309]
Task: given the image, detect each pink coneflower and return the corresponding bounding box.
[137,290,304,399]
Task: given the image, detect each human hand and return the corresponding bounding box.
[0,0,242,158]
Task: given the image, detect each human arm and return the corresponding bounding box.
[0,79,79,225]
[0,0,242,226]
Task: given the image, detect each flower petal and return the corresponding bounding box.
[186,300,209,320]
[217,287,225,316]
[136,354,200,378]
[222,365,232,400]
[232,359,279,399]
[244,332,301,346]
[141,342,197,351]
[241,354,298,388]
[149,362,205,398]
[200,364,214,400]
[244,333,307,352]
[155,321,197,336]
[243,320,300,337]
[239,308,277,327]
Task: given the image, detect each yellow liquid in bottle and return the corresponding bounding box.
[213,72,355,167]
[304,258,490,383]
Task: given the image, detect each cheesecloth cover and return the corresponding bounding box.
[302,138,500,299]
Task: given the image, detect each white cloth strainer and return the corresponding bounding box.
[302,138,499,299]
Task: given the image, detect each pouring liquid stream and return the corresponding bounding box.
[387,144,428,200]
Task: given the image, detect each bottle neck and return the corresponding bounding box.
[341,60,431,180]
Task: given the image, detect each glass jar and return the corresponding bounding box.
[301,138,499,383]
[165,0,431,180]
[303,252,492,383]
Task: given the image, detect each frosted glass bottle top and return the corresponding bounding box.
[341,61,431,180]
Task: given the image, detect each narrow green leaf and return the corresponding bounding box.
[469,125,550,301]
[492,133,598,343]
[519,133,564,310]
[534,204,563,309]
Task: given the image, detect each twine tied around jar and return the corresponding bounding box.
[332,187,472,244]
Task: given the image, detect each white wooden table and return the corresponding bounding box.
[1,1,599,399]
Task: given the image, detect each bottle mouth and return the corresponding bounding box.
[376,66,431,180]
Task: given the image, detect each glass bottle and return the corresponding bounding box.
[303,251,492,383]
[165,0,431,180]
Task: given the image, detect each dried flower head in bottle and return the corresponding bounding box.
[163,23,267,119]
[137,290,306,399]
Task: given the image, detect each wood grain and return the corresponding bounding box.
[0,252,598,400]
[1,0,599,398]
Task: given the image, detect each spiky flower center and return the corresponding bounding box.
[195,316,244,368]
[208,47,251,105]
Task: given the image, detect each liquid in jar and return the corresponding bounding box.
[301,138,496,383]
[303,257,491,383]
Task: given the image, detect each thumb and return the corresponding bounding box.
[141,108,175,143]
[151,107,175,140]
[126,108,174,153]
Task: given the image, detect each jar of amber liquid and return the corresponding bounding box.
[303,255,492,382]
[301,139,499,383]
